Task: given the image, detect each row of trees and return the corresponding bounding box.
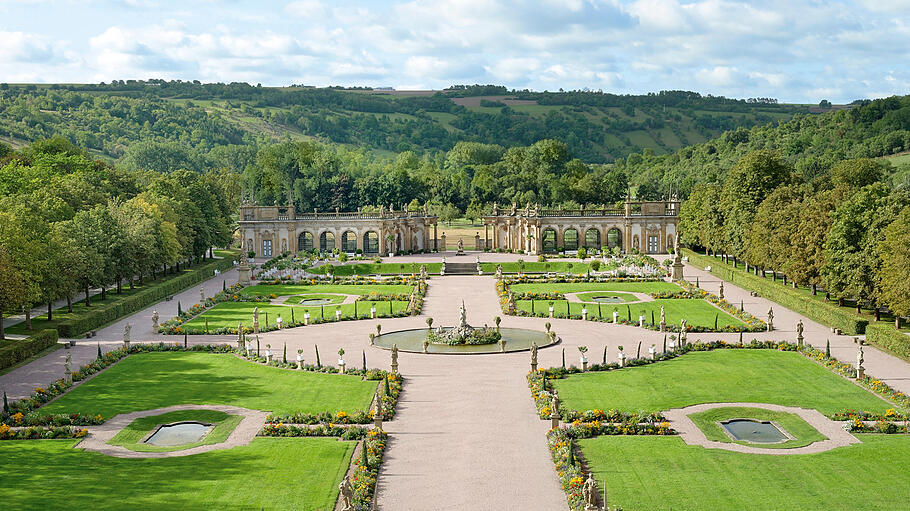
[0,138,237,339]
[680,150,910,327]
[242,139,632,214]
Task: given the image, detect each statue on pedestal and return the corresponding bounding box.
[767,307,774,331]
[583,473,600,511]
[123,323,131,344]
[339,477,354,511]
[253,307,260,334]
[151,310,159,333]
[718,281,725,300]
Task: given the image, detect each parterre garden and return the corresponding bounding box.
[1,345,399,510]
[533,342,910,510]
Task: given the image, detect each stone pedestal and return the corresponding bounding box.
[304,314,310,326]
[797,333,804,348]
[856,367,865,379]
[335,310,342,322]
[582,309,588,321]
[550,413,560,429]
[371,307,376,319]
[123,340,130,350]
[612,311,619,323]
[339,361,346,374]
[64,370,72,384]
[374,413,383,431]
[391,361,399,374]
[549,307,554,318]
[531,361,538,372]
[638,315,645,327]
[238,259,251,286]
[659,321,666,332]
[266,353,273,364]
[582,359,588,372]
[672,261,684,281]
[649,346,656,360]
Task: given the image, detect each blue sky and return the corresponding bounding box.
[1,0,908,103]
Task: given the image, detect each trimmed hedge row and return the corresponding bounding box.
[0,329,58,370]
[56,257,235,338]
[866,323,910,361]
[684,250,868,335]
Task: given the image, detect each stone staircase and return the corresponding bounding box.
[444,262,477,275]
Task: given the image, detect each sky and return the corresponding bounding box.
[1,0,909,104]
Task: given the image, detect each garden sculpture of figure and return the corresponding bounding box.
[391,344,398,365]
[531,342,538,366]
[718,281,724,300]
[200,286,205,304]
[123,323,131,344]
[660,306,666,325]
[253,307,260,334]
[550,391,559,416]
[857,342,865,378]
[151,310,159,332]
[767,307,774,331]
[339,477,354,511]
[797,319,804,338]
[583,473,599,511]
[457,238,463,251]
[64,353,72,374]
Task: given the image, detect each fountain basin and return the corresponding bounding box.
[144,422,214,446]
[720,419,790,443]
[373,327,556,354]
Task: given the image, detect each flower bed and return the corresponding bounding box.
[427,327,502,345]
[0,423,88,440]
[260,423,370,440]
[546,427,587,511]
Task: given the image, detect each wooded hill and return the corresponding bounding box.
[0,81,808,166]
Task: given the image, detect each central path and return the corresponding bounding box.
[374,275,567,510]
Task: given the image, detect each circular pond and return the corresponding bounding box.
[373,327,555,354]
[144,422,213,446]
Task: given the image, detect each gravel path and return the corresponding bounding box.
[77,404,269,458]
[664,402,860,455]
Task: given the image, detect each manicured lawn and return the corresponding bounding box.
[310,262,442,275]
[509,281,681,294]
[517,298,746,329]
[108,410,244,453]
[689,406,827,449]
[41,352,377,418]
[241,283,414,297]
[0,437,353,510]
[553,350,894,416]
[183,300,408,331]
[575,291,640,303]
[580,435,910,511]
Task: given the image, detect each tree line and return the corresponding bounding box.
[0,138,238,339]
[679,150,910,328]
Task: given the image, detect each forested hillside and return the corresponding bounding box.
[0,81,807,165]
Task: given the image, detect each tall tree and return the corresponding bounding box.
[876,207,910,328]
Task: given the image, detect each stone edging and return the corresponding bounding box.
[76,404,270,458]
[663,402,860,455]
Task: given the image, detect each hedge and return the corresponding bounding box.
[56,257,236,338]
[0,329,58,370]
[684,250,868,335]
[866,323,910,361]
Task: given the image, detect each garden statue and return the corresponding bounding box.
[456,238,465,255]
[339,477,354,511]
[796,319,804,346]
[659,306,666,332]
[496,265,503,280]
[671,235,684,281]
[583,473,600,511]
[200,286,205,304]
[550,390,560,416]
[391,344,399,373]
[123,323,131,345]
[64,353,72,383]
[767,307,774,331]
[507,292,517,314]
[253,307,260,334]
[151,310,159,332]
[530,342,538,371]
[422,339,429,353]
[856,341,865,379]
[679,319,687,346]
[718,281,724,300]
[237,323,244,348]
[500,338,506,352]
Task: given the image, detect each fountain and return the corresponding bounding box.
[373,302,555,354]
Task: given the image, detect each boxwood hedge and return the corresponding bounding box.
[0,329,58,370]
[683,250,868,335]
[56,257,235,338]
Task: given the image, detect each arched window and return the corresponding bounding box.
[298,231,314,252]
[607,228,622,250]
[320,231,335,252]
[584,228,600,249]
[363,231,379,253]
[564,228,579,251]
[341,231,357,252]
[542,229,557,253]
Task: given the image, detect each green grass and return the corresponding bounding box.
[184,300,408,331]
[553,350,894,416]
[41,352,378,418]
[310,263,442,276]
[574,291,640,303]
[517,298,744,328]
[689,406,827,449]
[283,293,346,304]
[240,283,414,296]
[509,281,681,294]
[0,437,352,510]
[108,410,243,452]
[580,435,910,511]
